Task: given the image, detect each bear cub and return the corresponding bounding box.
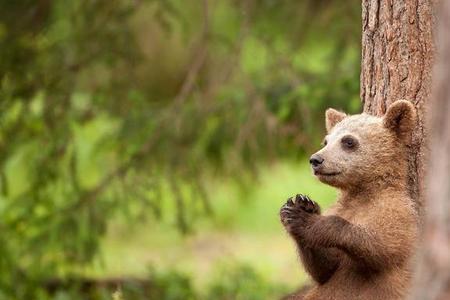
[280,100,419,300]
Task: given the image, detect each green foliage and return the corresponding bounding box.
[147,267,197,300]
[0,0,360,297]
[205,263,288,300]
[2,262,287,300]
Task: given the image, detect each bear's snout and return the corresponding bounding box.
[309,154,324,170]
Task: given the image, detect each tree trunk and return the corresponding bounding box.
[360,0,436,214]
[410,1,450,299]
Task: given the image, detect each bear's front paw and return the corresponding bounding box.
[280,197,296,227]
[280,194,320,236]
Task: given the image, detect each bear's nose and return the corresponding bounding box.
[309,154,324,168]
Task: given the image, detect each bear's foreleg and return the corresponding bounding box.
[298,245,341,284]
[302,215,396,272]
[280,195,341,284]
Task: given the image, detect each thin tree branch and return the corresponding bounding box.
[69,0,211,212]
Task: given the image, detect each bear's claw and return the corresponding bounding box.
[280,194,320,216]
[280,194,320,235]
[294,194,320,214]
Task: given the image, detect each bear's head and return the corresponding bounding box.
[310,100,416,191]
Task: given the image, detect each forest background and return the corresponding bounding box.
[0,1,362,299]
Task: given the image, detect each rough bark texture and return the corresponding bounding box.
[360,0,436,214]
[410,1,450,299]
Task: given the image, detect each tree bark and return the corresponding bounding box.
[410,1,450,299]
[360,0,436,214]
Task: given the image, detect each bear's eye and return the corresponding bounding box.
[341,136,358,149]
[322,139,328,146]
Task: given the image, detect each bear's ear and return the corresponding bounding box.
[325,108,346,132]
[383,100,416,141]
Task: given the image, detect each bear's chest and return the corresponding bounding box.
[336,204,376,225]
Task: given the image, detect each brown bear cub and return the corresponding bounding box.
[280,100,419,300]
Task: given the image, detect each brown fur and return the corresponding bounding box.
[325,109,346,133]
[280,100,419,300]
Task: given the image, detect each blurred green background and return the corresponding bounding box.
[0,0,361,299]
